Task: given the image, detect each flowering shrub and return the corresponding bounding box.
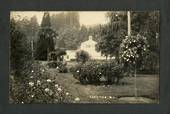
[10,61,70,104]
[71,61,124,85]
[120,34,148,68]
[47,61,67,73]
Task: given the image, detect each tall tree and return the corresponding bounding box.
[131,11,159,72]
[10,18,31,79]
[35,12,57,60]
[96,11,127,61]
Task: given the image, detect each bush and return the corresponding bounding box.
[76,50,90,64]
[47,61,67,73]
[71,61,124,85]
[98,61,124,84]
[48,49,66,61]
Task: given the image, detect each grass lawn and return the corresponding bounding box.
[46,67,159,103]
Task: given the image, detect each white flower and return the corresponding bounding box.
[47,79,52,82]
[109,96,112,99]
[74,97,80,102]
[55,84,59,88]
[57,88,62,92]
[56,66,59,69]
[30,76,33,79]
[21,101,24,104]
[45,88,50,92]
[37,80,41,85]
[31,70,34,73]
[66,92,69,95]
[42,69,45,72]
[76,70,79,73]
[31,95,34,98]
[29,82,34,87]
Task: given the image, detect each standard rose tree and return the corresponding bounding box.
[120,34,148,96]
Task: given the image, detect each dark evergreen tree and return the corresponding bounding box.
[35,12,57,60]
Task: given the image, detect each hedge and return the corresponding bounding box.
[70,61,124,85]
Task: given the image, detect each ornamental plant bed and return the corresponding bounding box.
[9,61,71,104]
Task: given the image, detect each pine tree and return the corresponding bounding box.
[35,12,57,60]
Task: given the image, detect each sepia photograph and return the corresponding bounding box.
[9,11,159,104]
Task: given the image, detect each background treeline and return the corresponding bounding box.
[10,11,159,74]
[50,12,101,49]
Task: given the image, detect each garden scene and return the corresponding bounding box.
[10,11,159,104]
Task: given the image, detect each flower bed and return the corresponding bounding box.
[9,61,71,104]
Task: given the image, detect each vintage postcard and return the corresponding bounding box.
[9,11,159,104]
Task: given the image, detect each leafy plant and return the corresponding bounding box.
[71,61,124,85]
[10,62,68,104]
[47,61,67,73]
[75,50,90,64]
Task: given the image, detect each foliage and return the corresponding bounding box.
[9,62,68,103]
[71,61,124,85]
[17,16,39,43]
[57,26,80,50]
[48,49,66,61]
[35,12,57,60]
[119,34,148,73]
[50,12,80,31]
[99,61,124,84]
[47,61,67,73]
[96,12,127,61]
[75,50,90,64]
[131,11,159,72]
[10,18,32,79]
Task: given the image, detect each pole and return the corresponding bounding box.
[127,11,131,36]
[31,38,34,58]
[128,11,137,97]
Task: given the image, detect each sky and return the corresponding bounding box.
[10,11,109,26]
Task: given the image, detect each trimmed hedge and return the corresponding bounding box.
[71,61,124,85]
